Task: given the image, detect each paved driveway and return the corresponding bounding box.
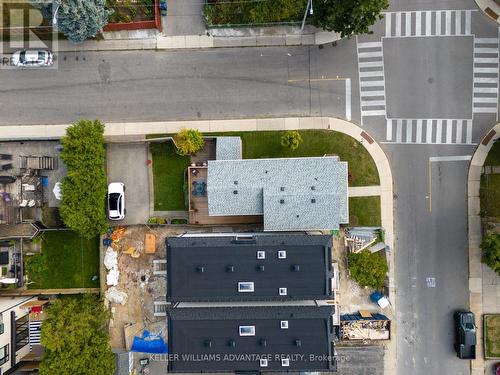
[336,346,384,375]
[106,143,150,225]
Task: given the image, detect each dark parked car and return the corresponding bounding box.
[454,311,476,359]
[494,362,500,375]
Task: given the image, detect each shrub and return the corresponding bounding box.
[347,250,388,290]
[59,120,108,239]
[481,231,500,275]
[174,129,205,156]
[280,130,303,151]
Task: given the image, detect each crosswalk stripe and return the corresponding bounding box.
[415,12,421,36]
[473,97,497,103]
[358,51,384,58]
[436,11,442,36]
[416,119,422,143]
[425,11,432,36]
[475,38,498,44]
[466,120,472,143]
[445,11,451,36]
[359,71,384,77]
[474,87,498,93]
[405,12,411,36]
[436,119,443,143]
[455,10,461,35]
[474,77,498,83]
[396,120,403,142]
[446,120,452,143]
[474,67,499,73]
[406,120,413,142]
[362,100,386,106]
[361,90,385,97]
[474,48,499,54]
[465,10,471,34]
[474,58,499,64]
[362,110,386,116]
[473,106,497,113]
[426,120,433,142]
[360,80,385,87]
[385,12,392,37]
[357,41,382,48]
[386,119,393,141]
[359,61,384,68]
[396,12,402,37]
[456,120,462,143]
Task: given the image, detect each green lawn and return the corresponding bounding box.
[481,174,500,219]
[485,315,500,358]
[209,130,379,186]
[150,141,190,211]
[349,196,381,227]
[485,140,500,166]
[25,231,99,289]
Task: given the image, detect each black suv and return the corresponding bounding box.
[454,311,476,359]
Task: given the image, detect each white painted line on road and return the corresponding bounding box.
[473,106,497,113]
[465,10,471,35]
[358,51,383,58]
[360,90,385,97]
[425,11,432,36]
[406,120,412,142]
[415,12,421,36]
[426,277,436,288]
[429,155,472,162]
[360,80,385,87]
[474,97,498,103]
[358,61,384,68]
[475,37,498,44]
[362,110,386,116]
[474,47,499,54]
[436,11,442,36]
[426,120,433,143]
[357,41,382,48]
[385,12,392,37]
[386,119,393,141]
[345,78,351,121]
[455,10,461,35]
[473,57,499,63]
[396,12,402,37]
[396,119,403,142]
[362,100,386,106]
[466,120,472,143]
[445,11,451,36]
[436,119,443,143]
[456,120,462,143]
[473,87,498,93]
[446,120,452,143]
[416,119,422,143]
[359,71,384,77]
[405,12,411,37]
[474,77,499,83]
[474,67,499,73]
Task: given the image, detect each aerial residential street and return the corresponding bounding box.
[1,0,500,373]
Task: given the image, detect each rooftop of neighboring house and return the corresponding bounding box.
[167,305,336,373]
[166,234,334,302]
[207,156,348,231]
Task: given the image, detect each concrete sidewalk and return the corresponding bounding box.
[467,123,500,375]
[348,185,381,197]
[164,0,206,36]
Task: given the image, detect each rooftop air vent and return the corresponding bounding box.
[228,339,236,347]
[279,287,287,296]
[280,320,289,329]
[257,265,265,272]
[282,358,290,367]
[234,180,238,185]
[280,199,285,204]
[311,186,316,190]
[226,265,235,272]
[257,251,265,259]
[295,339,302,347]
[196,266,205,273]
[260,359,268,367]
[204,340,212,348]
[311,198,316,203]
[292,264,300,272]
[278,250,287,259]
[233,190,238,194]
[280,186,285,191]
[259,338,267,347]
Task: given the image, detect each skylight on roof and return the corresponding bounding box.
[279,287,287,296]
[278,250,286,259]
[257,251,265,259]
[260,359,268,367]
[280,320,289,329]
[238,282,255,292]
[239,326,255,336]
[282,358,290,367]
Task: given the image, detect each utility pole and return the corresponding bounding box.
[301,0,313,32]
[52,2,61,29]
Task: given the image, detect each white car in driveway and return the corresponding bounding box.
[108,182,125,221]
[11,50,54,68]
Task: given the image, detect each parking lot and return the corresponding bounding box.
[106,143,150,225]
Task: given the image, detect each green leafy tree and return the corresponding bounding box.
[280,130,303,151]
[312,0,389,38]
[174,129,205,156]
[481,232,500,275]
[40,295,115,375]
[347,250,388,289]
[59,120,107,239]
[54,0,113,43]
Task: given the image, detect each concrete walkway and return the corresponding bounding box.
[348,185,381,197]
[474,0,500,24]
[0,117,395,375]
[164,0,206,36]
[468,123,500,375]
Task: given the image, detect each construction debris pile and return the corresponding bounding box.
[340,311,390,341]
[104,227,128,304]
[344,227,386,253]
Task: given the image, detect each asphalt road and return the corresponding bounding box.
[1,0,499,374]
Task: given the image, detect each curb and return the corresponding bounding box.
[467,122,500,374]
[473,0,500,24]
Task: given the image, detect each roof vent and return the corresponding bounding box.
[295,339,302,347]
[257,265,265,272]
[278,250,287,259]
[296,214,299,218]
[259,338,267,347]
[279,287,287,296]
[204,339,212,348]
[282,358,290,367]
[196,266,205,273]
[265,170,268,174]
[292,264,300,272]
[226,265,235,272]
[311,198,316,203]
[233,190,238,194]
[234,180,238,185]
[227,339,236,347]
[280,320,289,329]
[260,359,268,367]
[280,199,285,204]
[256,251,265,259]
[311,186,316,190]
[280,186,285,191]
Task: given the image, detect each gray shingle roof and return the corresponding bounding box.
[215,137,242,160]
[207,157,348,231]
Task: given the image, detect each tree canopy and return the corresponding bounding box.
[59,119,107,239]
[347,249,388,290]
[481,231,500,275]
[40,295,115,375]
[54,0,112,43]
[312,0,389,38]
[281,130,303,151]
[174,129,205,156]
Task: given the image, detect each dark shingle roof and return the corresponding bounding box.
[166,234,334,302]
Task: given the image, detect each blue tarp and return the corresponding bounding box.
[131,330,168,354]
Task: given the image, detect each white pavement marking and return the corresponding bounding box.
[356,39,386,121]
[429,155,472,162]
[415,12,421,36]
[384,118,474,144]
[384,9,476,38]
[473,36,499,114]
[345,78,351,121]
